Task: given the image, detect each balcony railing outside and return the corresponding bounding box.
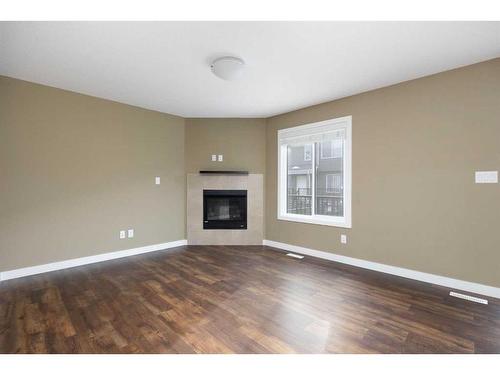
[287,188,343,216]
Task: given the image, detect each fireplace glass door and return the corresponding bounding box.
[203,190,247,229]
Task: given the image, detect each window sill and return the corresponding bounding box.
[277,213,352,228]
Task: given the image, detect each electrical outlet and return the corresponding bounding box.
[127,229,134,238]
[211,154,217,161]
[155,176,161,185]
[340,234,347,244]
[218,154,223,162]
[119,230,126,239]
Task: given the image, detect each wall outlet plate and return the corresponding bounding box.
[341,234,347,244]
[211,154,217,161]
[475,171,498,184]
[155,176,161,185]
[218,154,223,162]
[127,229,134,238]
[119,230,126,239]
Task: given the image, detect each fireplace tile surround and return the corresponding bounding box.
[187,173,263,245]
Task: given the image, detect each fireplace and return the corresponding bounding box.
[203,190,247,229]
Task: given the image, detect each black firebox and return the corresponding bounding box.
[203,190,247,230]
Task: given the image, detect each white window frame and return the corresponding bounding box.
[277,115,352,228]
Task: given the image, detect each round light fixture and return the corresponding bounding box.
[210,56,245,81]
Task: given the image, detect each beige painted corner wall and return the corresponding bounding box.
[0,76,186,271]
[185,118,266,173]
[3,58,500,289]
[266,58,500,288]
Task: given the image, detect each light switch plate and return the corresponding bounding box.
[211,154,217,161]
[155,177,161,185]
[341,234,347,244]
[127,229,134,238]
[119,230,126,239]
[475,171,498,184]
[218,154,223,162]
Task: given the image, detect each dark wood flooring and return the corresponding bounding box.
[1,245,499,353]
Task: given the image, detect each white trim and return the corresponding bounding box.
[311,141,316,216]
[277,115,352,139]
[0,240,187,282]
[286,253,305,259]
[276,213,353,228]
[263,239,500,300]
[449,292,488,305]
[277,115,352,229]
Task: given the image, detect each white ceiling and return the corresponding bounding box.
[1,22,499,118]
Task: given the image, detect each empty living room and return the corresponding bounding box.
[1,1,500,372]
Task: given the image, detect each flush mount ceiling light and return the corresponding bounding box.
[210,56,245,81]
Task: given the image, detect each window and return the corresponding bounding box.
[320,139,343,159]
[325,174,342,193]
[277,116,352,228]
[304,144,312,161]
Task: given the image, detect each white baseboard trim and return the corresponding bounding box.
[263,239,500,300]
[0,239,187,282]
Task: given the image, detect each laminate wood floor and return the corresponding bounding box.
[1,245,499,353]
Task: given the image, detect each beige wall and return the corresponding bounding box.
[266,58,500,287]
[185,118,266,173]
[3,58,500,289]
[0,76,186,271]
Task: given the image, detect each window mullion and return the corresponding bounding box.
[280,144,287,217]
[311,142,316,217]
